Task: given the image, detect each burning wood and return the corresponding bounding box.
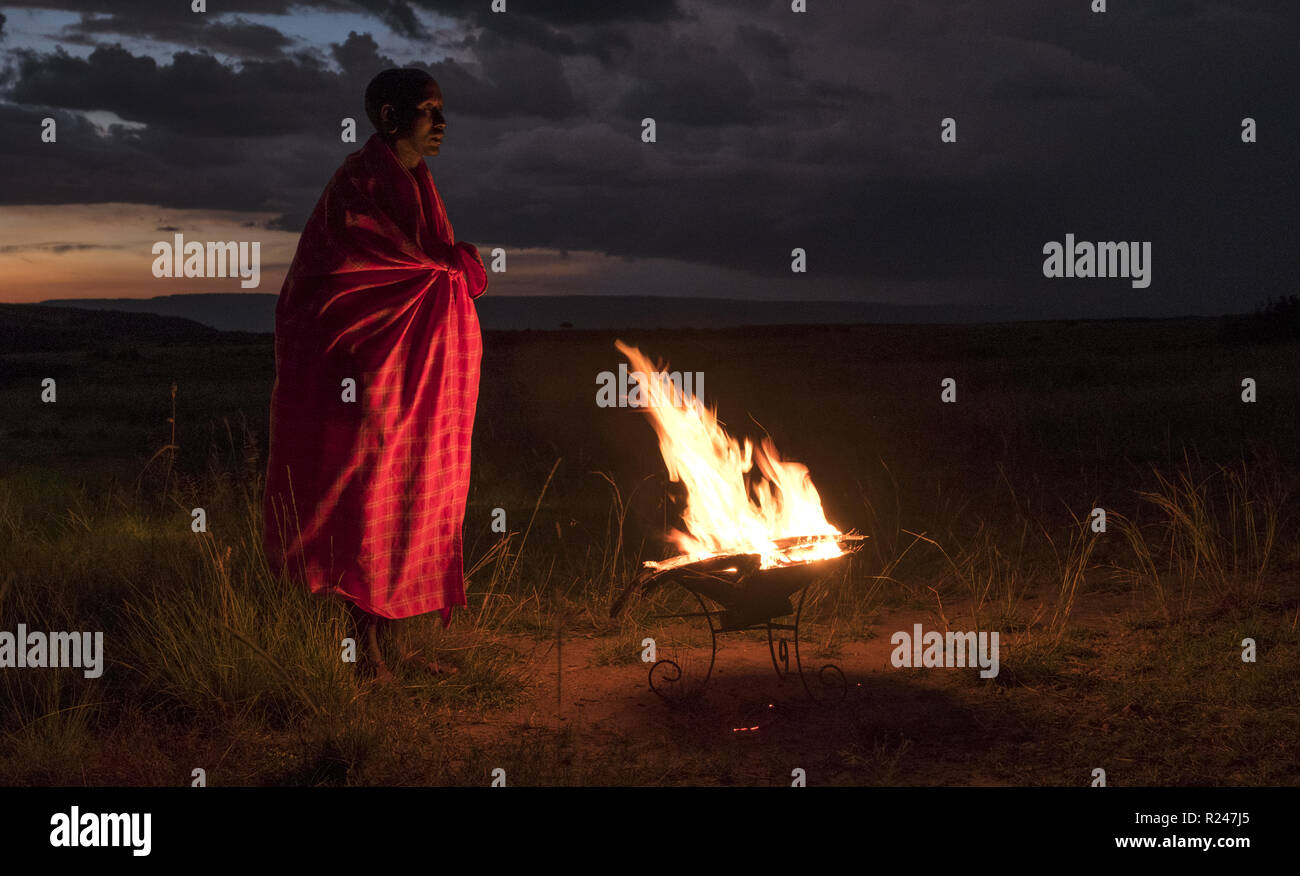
[615,341,851,572]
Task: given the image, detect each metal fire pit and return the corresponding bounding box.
[612,534,865,703]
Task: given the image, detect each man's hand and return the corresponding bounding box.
[430,239,462,273]
[455,241,484,271]
[454,241,488,298]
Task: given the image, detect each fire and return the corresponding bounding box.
[616,341,845,570]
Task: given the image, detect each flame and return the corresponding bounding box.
[616,341,844,570]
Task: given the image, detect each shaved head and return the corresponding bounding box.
[365,68,438,135]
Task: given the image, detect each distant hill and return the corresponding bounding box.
[39,294,277,334]
[2,301,1283,363]
[0,302,225,354]
[36,293,1021,334]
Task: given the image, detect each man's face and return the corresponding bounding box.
[388,80,445,156]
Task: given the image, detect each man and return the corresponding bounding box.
[264,68,488,682]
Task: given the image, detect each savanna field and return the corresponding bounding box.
[2,303,1298,786]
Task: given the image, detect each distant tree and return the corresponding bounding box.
[1222,295,1300,345]
[1258,294,1300,316]
[1256,295,1300,342]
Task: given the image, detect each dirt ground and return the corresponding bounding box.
[433,585,1223,786]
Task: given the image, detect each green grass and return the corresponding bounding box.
[2,320,1298,784]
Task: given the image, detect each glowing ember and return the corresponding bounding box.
[616,341,846,571]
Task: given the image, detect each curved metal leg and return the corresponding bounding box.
[649,589,718,700]
[766,622,789,680]
[792,587,847,703]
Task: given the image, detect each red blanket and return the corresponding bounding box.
[263,133,487,624]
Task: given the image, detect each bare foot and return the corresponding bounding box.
[349,606,394,684]
[358,651,395,684]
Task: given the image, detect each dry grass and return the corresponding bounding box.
[2,318,1298,784]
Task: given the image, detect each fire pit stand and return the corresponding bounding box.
[615,535,864,704]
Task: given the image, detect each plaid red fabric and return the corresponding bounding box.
[263,133,487,624]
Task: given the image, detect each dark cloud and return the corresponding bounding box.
[804,78,887,108]
[12,0,417,48]
[0,99,310,214]
[329,30,396,75]
[60,13,294,59]
[0,241,122,254]
[0,0,1295,316]
[410,0,683,25]
[463,32,580,118]
[350,0,427,40]
[467,14,632,65]
[614,37,759,126]
[15,0,682,39]
[7,26,578,140]
[733,24,793,74]
[10,45,339,137]
[9,1,323,15]
[329,30,580,120]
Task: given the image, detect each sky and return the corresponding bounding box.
[0,1,1294,317]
